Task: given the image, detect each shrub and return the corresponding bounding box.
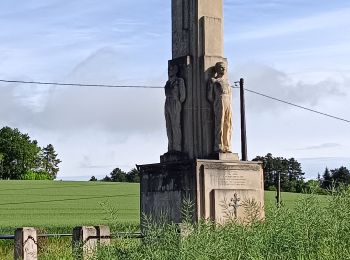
[22,170,53,180]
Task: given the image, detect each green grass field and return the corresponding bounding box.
[0,180,311,232]
[0,181,140,231]
[0,181,342,260]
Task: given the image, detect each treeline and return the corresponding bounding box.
[315,166,350,194]
[253,153,305,193]
[90,167,140,183]
[93,154,349,194]
[254,153,350,194]
[0,127,61,180]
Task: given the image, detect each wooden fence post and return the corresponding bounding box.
[14,227,38,260]
[72,226,110,259]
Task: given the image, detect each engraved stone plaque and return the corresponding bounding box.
[196,160,264,221]
[211,189,264,224]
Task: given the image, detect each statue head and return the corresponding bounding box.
[168,64,179,78]
[215,62,226,78]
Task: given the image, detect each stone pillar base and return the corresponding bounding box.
[138,159,264,225]
[160,151,189,163]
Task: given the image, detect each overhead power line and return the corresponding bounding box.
[0,79,163,89]
[242,88,350,124]
[0,78,349,124]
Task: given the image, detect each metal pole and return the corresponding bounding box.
[240,78,248,161]
[276,172,281,208]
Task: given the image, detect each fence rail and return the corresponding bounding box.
[0,226,143,260]
[0,232,143,240]
[0,234,14,240]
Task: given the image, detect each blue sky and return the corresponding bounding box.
[0,0,349,180]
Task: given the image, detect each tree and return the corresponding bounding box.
[331,167,350,187]
[253,153,275,190]
[317,173,321,181]
[110,168,127,182]
[0,127,62,180]
[321,167,332,189]
[99,168,140,183]
[287,158,305,193]
[304,179,326,195]
[0,127,41,179]
[89,176,97,181]
[0,153,4,176]
[253,153,305,193]
[102,175,112,182]
[40,144,62,180]
[126,168,140,183]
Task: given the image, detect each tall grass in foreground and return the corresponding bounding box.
[95,189,350,260]
[2,189,350,260]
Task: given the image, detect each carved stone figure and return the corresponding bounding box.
[208,62,232,153]
[165,64,186,152]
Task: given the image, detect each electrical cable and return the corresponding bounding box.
[0,78,348,123]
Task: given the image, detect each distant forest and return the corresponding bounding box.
[253,153,349,195]
[96,153,349,196]
[90,167,140,183]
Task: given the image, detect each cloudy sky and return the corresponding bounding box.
[0,0,349,180]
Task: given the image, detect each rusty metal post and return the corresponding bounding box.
[240,78,248,161]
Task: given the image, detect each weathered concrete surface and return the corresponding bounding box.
[196,160,265,223]
[139,161,197,224]
[168,0,230,159]
[72,226,110,260]
[210,152,239,161]
[14,227,37,260]
[139,160,264,224]
[97,226,111,246]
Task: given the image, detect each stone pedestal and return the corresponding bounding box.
[139,159,264,224]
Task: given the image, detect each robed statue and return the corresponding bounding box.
[164,64,186,152]
[207,62,232,153]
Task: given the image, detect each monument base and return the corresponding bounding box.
[138,159,264,225]
[209,152,239,161]
[160,151,189,163]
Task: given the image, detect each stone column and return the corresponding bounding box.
[14,227,38,260]
[72,226,110,260]
[170,0,228,159]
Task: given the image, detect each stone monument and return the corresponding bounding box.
[138,0,264,225]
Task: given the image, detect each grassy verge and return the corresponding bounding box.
[0,181,333,259]
[93,189,349,259]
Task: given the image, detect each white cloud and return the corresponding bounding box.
[298,143,342,151]
[1,0,349,180]
[231,63,346,113]
[228,7,350,41]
